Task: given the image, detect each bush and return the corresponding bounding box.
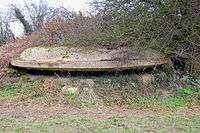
[91,0,200,72]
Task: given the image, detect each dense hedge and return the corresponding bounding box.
[91,0,200,72]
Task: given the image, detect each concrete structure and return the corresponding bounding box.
[11,46,169,71]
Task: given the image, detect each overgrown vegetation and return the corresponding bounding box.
[0,0,199,108]
[0,0,199,73]
[0,70,199,110]
[91,0,200,73]
[0,1,199,131]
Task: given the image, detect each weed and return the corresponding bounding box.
[64,87,78,100]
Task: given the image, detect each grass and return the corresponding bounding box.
[177,86,199,96]
[161,97,187,107]
[0,83,32,99]
[0,70,199,132]
[0,70,199,108]
[132,86,200,109]
[0,115,199,133]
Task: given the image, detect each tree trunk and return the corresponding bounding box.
[12,6,33,35]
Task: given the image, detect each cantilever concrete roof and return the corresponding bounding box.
[11,46,169,71]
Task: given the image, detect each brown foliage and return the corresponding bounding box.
[0,33,41,83]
